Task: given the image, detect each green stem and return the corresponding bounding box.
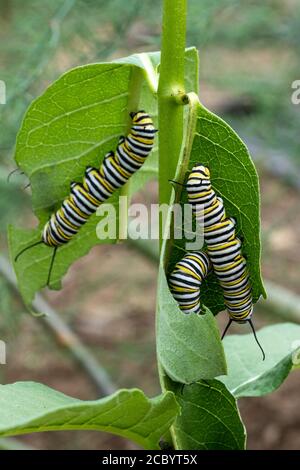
[163,92,200,268]
[156,0,188,449]
[158,0,187,211]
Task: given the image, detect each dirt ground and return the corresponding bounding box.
[2,170,299,450]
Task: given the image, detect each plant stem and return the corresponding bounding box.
[158,0,187,212]
[163,92,200,268]
[156,0,188,449]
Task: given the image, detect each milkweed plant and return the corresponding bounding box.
[1,0,300,450]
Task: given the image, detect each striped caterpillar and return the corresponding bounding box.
[169,165,265,359]
[168,251,212,315]
[15,111,157,286]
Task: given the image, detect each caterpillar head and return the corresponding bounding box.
[230,306,253,323]
[130,110,156,132]
[189,165,210,179]
[187,165,211,192]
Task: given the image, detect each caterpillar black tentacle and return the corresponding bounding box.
[169,179,186,188]
[221,319,233,340]
[7,168,24,183]
[8,168,31,190]
[15,111,157,287]
[14,240,44,262]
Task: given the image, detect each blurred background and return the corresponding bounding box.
[0,0,300,450]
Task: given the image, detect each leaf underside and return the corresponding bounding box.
[0,382,179,450]
[220,322,300,398]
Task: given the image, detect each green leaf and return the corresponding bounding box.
[0,382,179,450]
[157,265,227,384]
[166,378,246,450]
[219,322,300,398]
[169,102,266,315]
[9,48,198,306]
[9,60,144,305]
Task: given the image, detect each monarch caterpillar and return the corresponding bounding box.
[169,164,265,359]
[15,111,157,286]
[168,251,212,315]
